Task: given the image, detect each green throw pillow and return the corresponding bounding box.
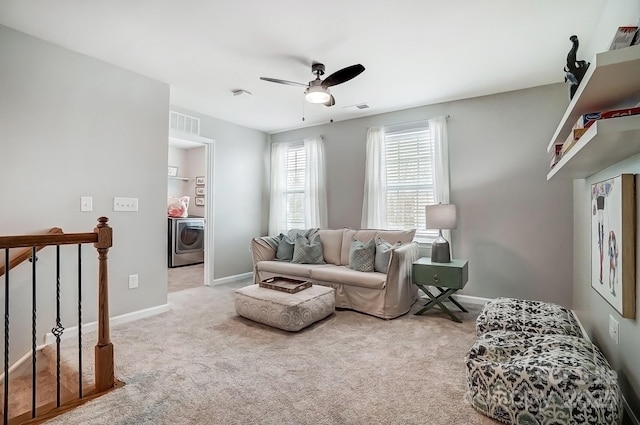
[291,235,325,264]
[374,238,402,273]
[275,233,295,261]
[348,239,376,272]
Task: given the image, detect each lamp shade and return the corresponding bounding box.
[425,204,457,230]
[305,85,331,103]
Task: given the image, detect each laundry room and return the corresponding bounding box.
[167,135,206,292]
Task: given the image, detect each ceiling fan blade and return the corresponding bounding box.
[321,64,365,88]
[260,77,307,87]
[323,95,336,107]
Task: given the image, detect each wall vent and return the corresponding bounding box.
[169,111,200,135]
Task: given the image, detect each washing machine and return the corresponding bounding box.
[168,216,205,268]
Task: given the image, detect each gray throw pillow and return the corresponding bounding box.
[348,238,376,272]
[375,238,402,273]
[275,233,295,261]
[291,235,325,264]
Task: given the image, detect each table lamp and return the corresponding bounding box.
[425,203,457,263]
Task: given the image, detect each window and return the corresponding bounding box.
[284,142,306,230]
[384,126,438,242]
[269,137,327,235]
[362,117,448,242]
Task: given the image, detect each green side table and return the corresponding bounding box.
[412,257,469,322]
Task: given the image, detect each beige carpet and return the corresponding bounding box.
[44,281,496,425]
[167,263,204,293]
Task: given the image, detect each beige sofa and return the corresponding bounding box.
[250,228,419,319]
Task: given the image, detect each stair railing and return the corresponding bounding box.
[0,217,117,424]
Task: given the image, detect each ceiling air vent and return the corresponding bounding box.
[341,103,370,110]
[169,111,200,135]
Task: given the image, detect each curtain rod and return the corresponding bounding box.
[368,115,450,130]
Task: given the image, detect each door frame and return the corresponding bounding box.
[169,129,215,286]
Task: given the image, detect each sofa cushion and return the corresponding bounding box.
[348,238,376,272]
[375,238,402,273]
[311,266,386,289]
[292,235,325,264]
[341,229,378,265]
[317,229,344,265]
[256,261,331,278]
[375,229,416,245]
[275,233,295,261]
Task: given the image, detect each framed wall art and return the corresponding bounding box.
[195,197,205,206]
[195,176,206,186]
[195,187,205,196]
[591,174,636,318]
[168,166,178,177]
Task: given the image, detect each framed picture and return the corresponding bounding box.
[195,176,206,186]
[195,197,205,206]
[168,166,178,177]
[195,187,205,196]
[591,174,636,318]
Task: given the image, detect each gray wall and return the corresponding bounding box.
[0,25,170,363]
[271,83,574,305]
[572,0,640,417]
[573,158,640,417]
[169,106,269,279]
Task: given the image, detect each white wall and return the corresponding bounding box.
[271,83,573,305]
[0,24,170,363]
[169,106,269,279]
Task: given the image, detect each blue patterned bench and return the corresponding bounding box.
[466,331,622,425]
[476,297,582,338]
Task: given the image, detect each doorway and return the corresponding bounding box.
[167,129,215,291]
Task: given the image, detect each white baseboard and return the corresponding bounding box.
[451,293,492,306]
[210,272,252,286]
[0,344,48,381]
[45,303,170,345]
[571,310,639,425]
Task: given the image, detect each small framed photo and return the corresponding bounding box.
[195,187,205,196]
[195,176,206,186]
[195,197,205,206]
[168,166,178,177]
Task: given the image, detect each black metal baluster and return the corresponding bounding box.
[31,247,37,418]
[77,244,82,398]
[4,248,9,425]
[51,245,64,408]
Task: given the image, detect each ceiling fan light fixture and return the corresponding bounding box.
[305,85,331,103]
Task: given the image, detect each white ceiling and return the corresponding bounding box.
[0,0,609,134]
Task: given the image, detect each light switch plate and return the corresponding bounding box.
[80,196,93,212]
[113,197,139,212]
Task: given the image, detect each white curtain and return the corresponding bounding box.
[429,115,451,241]
[268,142,288,235]
[361,127,387,229]
[304,136,328,229]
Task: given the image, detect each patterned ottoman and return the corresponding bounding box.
[466,331,622,425]
[234,284,335,331]
[476,297,582,338]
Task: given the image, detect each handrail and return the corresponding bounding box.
[0,228,64,278]
[1,217,117,423]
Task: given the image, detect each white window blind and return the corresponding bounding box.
[384,126,438,242]
[284,143,306,230]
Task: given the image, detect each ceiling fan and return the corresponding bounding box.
[260,62,365,107]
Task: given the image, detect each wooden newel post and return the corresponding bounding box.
[94,216,114,392]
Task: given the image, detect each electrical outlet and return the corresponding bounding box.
[80,196,93,212]
[128,274,139,289]
[608,314,619,344]
[114,197,139,212]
